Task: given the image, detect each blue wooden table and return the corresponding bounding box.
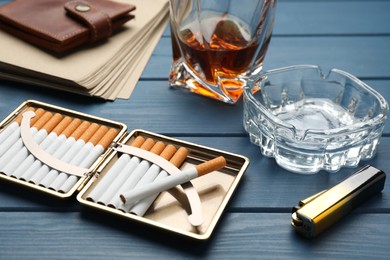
[1,0,390,259]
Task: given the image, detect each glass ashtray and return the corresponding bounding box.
[243,65,388,174]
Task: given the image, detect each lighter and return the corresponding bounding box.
[291,165,386,238]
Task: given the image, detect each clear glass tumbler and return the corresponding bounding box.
[169,0,277,104]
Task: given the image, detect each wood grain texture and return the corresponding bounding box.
[0,212,389,259]
[0,0,390,259]
[162,1,390,36]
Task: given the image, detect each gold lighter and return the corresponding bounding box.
[291,165,386,238]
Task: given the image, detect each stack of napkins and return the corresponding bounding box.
[0,0,169,100]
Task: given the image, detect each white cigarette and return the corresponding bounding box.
[38,137,79,186]
[4,115,70,177]
[93,138,156,205]
[48,141,95,190]
[129,170,169,216]
[119,164,165,211]
[26,117,77,184]
[28,136,67,184]
[107,143,175,209]
[38,119,83,187]
[47,122,101,190]
[12,113,63,180]
[58,127,119,193]
[0,111,59,172]
[128,147,188,215]
[6,109,45,178]
[120,156,226,206]
[98,156,142,205]
[57,145,103,193]
[5,108,52,177]
[0,122,19,146]
[40,137,85,187]
[0,107,40,158]
[108,141,166,210]
[87,153,130,201]
[0,128,37,172]
[0,127,22,158]
[49,124,109,192]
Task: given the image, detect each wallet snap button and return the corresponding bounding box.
[75,3,91,12]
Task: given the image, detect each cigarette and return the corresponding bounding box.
[0,111,61,173]
[28,117,74,184]
[94,138,157,205]
[129,147,189,216]
[0,108,35,174]
[0,108,44,158]
[45,122,96,189]
[0,107,36,145]
[117,144,177,211]
[86,136,147,202]
[48,123,106,191]
[12,118,83,180]
[109,141,166,210]
[14,111,52,180]
[4,116,71,178]
[14,112,64,180]
[38,119,88,187]
[120,156,226,206]
[58,127,119,193]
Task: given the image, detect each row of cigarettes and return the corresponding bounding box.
[0,106,226,218]
[0,107,118,193]
[86,136,226,217]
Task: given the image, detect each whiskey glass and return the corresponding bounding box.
[169,0,277,104]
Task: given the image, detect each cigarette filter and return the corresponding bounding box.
[291,165,386,238]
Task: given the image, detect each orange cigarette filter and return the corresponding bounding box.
[70,121,91,140]
[149,141,166,155]
[41,113,63,133]
[14,107,45,126]
[97,128,119,149]
[159,144,177,161]
[29,108,46,126]
[130,136,145,148]
[60,118,82,138]
[87,125,109,146]
[140,138,155,151]
[51,116,73,136]
[195,156,226,176]
[78,123,100,142]
[32,111,53,130]
[170,147,189,167]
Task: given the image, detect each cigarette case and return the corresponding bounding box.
[291,165,386,238]
[0,100,249,240]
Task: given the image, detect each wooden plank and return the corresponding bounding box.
[0,212,389,259]
[1,79,390,135]
[0,80,246,135]
[162,1,390,37]
[1,136,389,210]
[274,1,390,35]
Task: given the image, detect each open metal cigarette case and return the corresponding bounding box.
[0,100,249,240]
[291,165,386,238]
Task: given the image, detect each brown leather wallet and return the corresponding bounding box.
[0,0,136,53]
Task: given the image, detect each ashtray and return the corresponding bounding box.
[243,65,388,174]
